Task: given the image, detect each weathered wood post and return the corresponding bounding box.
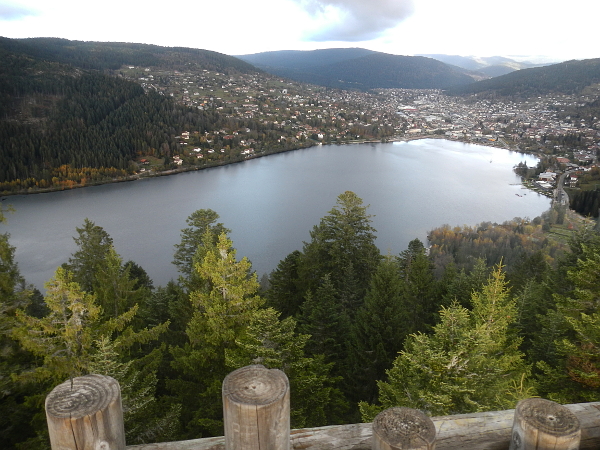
[372,407,437,450]
[45,374,126,450]
[222,364,290,450]
[509,398,581,450]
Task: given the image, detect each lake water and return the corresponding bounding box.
[2,139,551,290]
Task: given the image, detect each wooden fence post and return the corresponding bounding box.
[509,398,581,450]
[372,407,437,450]
[222,364,290,450]
[45,374,126,450]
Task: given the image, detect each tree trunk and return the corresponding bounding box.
[45,374,126,450]
[509,398,580,450]
[372,407,436,450]
[222,365,290,450]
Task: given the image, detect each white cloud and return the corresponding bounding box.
[0,0,598,61]
[294,0,414,41]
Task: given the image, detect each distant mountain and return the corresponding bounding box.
[237,48,477,90]
[418,54,547,77]
[446,58,600,98]
[238,48,377,71]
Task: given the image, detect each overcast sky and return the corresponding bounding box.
[1,0,598,63]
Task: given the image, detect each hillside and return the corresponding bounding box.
[0,38,410,194]
[238,47,377,71]
[0,37,265,191]
[446,57,600,98]
[238,48,477,90]
[0,37,258,73]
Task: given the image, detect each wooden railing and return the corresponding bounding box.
[45,366,600,450]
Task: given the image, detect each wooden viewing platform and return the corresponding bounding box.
[45,367,600,450]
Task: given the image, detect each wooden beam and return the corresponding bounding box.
[126,402,600,450]
[46,374,126,450]
[509,398,580,450]
[223,365,290,450]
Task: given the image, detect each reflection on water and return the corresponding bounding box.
[3,139,550,290]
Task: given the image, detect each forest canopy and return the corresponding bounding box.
[1,193,599,449]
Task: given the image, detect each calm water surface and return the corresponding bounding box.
[3,139,551,290]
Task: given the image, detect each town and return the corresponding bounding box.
[123,64,600,196]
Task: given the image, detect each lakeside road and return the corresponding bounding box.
[555,170,572,207]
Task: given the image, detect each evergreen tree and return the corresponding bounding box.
[265,250,304,318]
[299,274,349,367]
[93,246,149,321]
[225,307,346,428]
[299,191,381,315]
[89,337,181,445]
[172,209,230,279]
[537,244,600,403]
[0,229,38,449]
[13,266,168,384]
[11,266,169,448]
[66,218,113,292]
[169,232,263,438]
[13,267,102,383]
[361,266,534,419]
[442,257,489,308]
[397,238,439,334]
[347,256,406,404]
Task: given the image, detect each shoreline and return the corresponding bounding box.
[0,136,534,198]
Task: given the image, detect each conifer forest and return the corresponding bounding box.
[2,190,600,449]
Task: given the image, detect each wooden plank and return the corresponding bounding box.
[127,402,600,450]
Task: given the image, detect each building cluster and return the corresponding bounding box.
[121,65,600,178]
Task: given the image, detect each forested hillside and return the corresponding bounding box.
[447,57,600,98]
[2,193,600,448]
[238,48,476,90]
[0,37,258,73]
[0,38,289,193]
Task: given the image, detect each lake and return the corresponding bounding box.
[2,139,551,290]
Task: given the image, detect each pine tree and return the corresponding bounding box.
[442,257,489,308]
[225,307,346,428]
[89,337,181,445]
[172,209,230,279]
[397,238,439,333]
[299,191,381,315]
[13,266,168,385]
[361,266,534,419]
[347,256,406,404]
[11,266,169,448]
[93,246,149,321]
[66,218,113,292]
[169,232,263,438]
[537,244,600,403]
[265,250,304,318]
[13,267,102,383]
[0,230,38,449]
[299,274,349,366]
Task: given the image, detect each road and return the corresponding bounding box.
[554,171,571,207]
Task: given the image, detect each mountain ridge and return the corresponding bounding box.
[238,48,479,90]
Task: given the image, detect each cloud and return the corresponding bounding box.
[294,0,414,42]
[0,2,38,20]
